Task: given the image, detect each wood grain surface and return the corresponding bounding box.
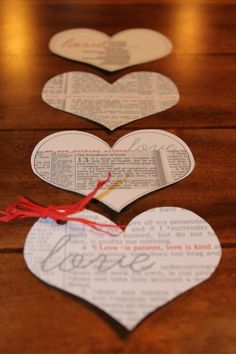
[0,0,235,353]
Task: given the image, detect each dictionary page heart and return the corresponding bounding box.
[31,130,195,212]
[49,28,172,71]
[42,71,179,130]
[24,207,222,330]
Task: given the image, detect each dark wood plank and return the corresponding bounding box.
[0,248,235,354]
[18,0,236,3]
[1,2,236,56]
[0,128,235,249]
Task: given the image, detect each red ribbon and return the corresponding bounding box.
[0,173,123,235]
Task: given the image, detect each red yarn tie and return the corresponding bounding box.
[0,173,123,235]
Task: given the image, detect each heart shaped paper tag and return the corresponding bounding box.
[31,130,195,212]
[42,71,179,130]
[24,207,221,330]
[49,28,173,71]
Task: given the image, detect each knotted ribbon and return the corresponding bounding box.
[0,173,123,235]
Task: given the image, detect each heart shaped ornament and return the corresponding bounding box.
[42,71,179,130]
[31,130,195,212]
[49,28,173,71]
[24,207,222,330]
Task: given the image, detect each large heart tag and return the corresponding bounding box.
[24,207,221,330]
[31,130,195,212]
[42,71,179,130]
[49,28,172,71]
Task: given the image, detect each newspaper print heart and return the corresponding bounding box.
[31,130,195,212]
[49,28,172,71]
[24,207,222,330]
[42,71,179,130]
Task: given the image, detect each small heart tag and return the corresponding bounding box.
[49,28,172,71]
[24,207,221,330]
[31,130,195,211]
[42,71,179,130]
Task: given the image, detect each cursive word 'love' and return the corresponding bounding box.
[41,235,155,273]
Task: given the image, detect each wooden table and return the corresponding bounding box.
[0,0,235,353]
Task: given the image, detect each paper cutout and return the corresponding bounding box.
[49,28,172,71]
[42,71,179,130]
[31,130,195,212]
[24,207,222,330]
